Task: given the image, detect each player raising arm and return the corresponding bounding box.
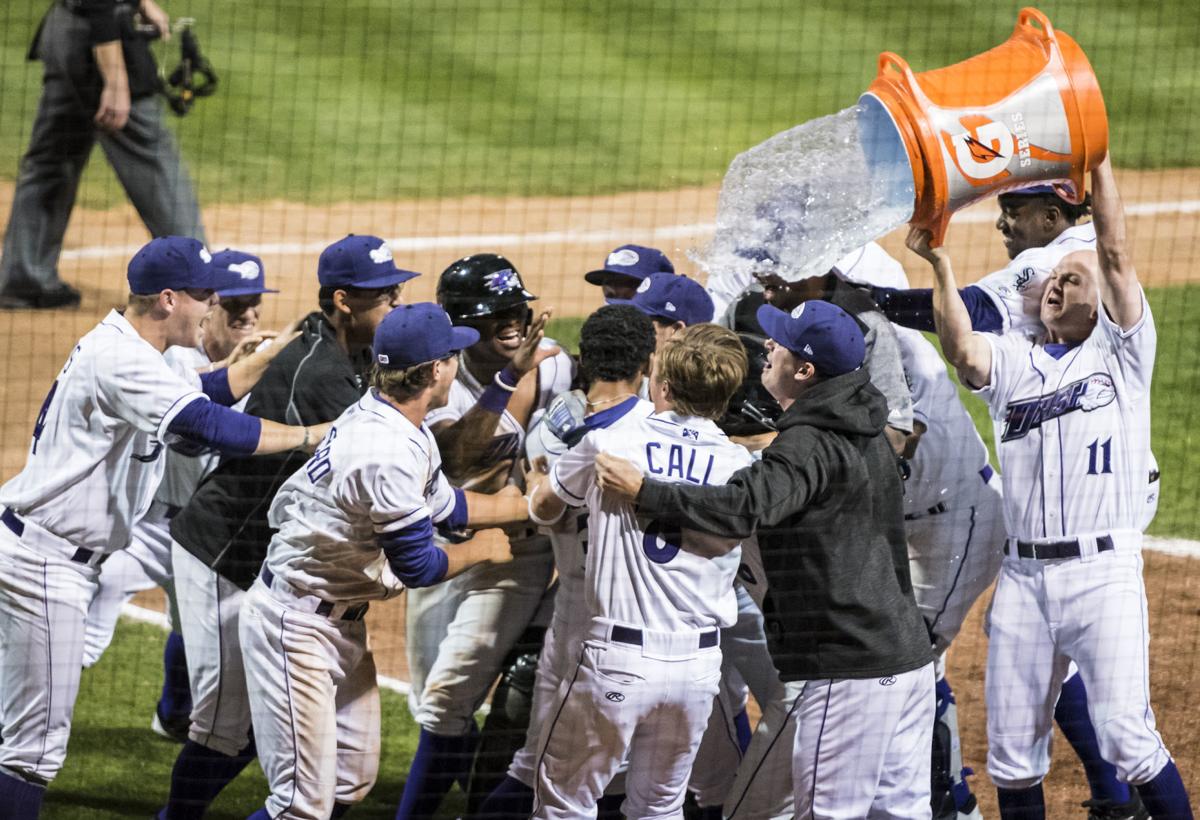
[240,303,529,820]
[908,156,1193,820]
[0,237,325,816]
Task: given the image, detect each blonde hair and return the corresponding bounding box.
[369,360,438,402]
[655,324,748,420]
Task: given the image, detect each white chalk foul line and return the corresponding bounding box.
[59,200,1200,263]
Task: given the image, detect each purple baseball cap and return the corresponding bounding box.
[756,300,865,377]
[584,244,675,286]
[318,235,421,289]
[127,236,216,295]
[611,272,714,326]
[211,249,279,297]
[373,303,480,370]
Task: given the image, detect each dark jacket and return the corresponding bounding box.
[636,368,932,681]
[171,312,366,590]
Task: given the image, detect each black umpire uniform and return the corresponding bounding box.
[0,0,204,308]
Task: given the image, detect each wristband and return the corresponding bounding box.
[478,384,513,414]
[494,365,521,391]
[527,491,564,527]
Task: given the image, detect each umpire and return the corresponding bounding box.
[0,0,203,309]
[596,300,935,819]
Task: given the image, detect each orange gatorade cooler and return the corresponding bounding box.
[859,7,1107,244]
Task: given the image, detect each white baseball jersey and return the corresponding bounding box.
[0,310,204,554]
[426,343,575,488]
[978,291,1153,541]
[550,403,752,631]
[264,390,459,604]
[896,327,991,514]
[974,223,1097,334]
[833,241,912,290]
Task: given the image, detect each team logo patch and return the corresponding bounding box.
[377,353,390,364]
[369,243,393,264]
[636,278,652,294]
[802,343,814,356]
[484,268,519,293]
[664,301,677,313]
[790,303,806,319]
[1014,266,1036,291]
[1002,372,1117,441]
[229,260,260,280]
[199,247,213,263]
[879,676,897,686]
[608,249,640,267]
[605,691,626,703]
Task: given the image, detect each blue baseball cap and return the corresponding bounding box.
[318,235,421,289]
[612,272,714,326]
[584,244,675,286]
[756,300,865,377]
[211,249,279,297]
[373,302,480,370]
[127,236,215,295]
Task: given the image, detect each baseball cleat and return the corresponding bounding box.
[1081,793,1150,820]
[150,709,190,744]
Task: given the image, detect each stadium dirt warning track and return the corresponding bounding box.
[1,167,1198,816]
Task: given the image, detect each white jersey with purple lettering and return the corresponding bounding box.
[0,309,204,555]
[550,403,752,632]
[979,292,1152,541]
[263,389,459,604]
[973,222,1097,334]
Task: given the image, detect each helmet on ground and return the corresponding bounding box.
[437,253,537,322]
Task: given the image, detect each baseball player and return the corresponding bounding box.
[474,303,658,819]
[597,300,937,820]
[81,249,286,743]
[612,270,715,345]
[911,155,1192,819]
[158,235,415,819]
[398,253,574,820]
[240,302,530,820]
[584,244,676,301]
[526,323,753,820]
[0,237,325,816]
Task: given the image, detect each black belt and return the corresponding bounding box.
[1005,535,1114,560]
[3,507,109,566]
[610,624,719,650]
[260,566,368,622]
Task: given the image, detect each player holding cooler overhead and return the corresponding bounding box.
[240,303,530,820]
[0,237,324,817]
[399,254,574,820]
[910,155,1192,820]
[527,324,753,820]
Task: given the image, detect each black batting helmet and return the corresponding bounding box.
[717,332,782,437]
[436,253,537,322]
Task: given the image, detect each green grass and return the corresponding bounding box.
[3,0,1198,207]
[43,621,444,819]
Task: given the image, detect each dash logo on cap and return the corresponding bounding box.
[229,260,260,280]
[636,278,652,294]
[608,249,640,267]
[200,247,213,263]
[369,243,394,264]
[790,304,806,319]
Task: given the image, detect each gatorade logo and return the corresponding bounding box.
[943,115,1016,184]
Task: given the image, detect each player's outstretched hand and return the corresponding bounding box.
[595,453,643,502]
[511,309,562,376]
[905,226,948,266]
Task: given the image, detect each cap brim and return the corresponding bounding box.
[585,269,643,286]
[353,269,422,289]
[449,325,480,353]
[216,286,280,297]
[755,304,792,349]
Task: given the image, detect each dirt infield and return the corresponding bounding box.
[3,167,1199,815]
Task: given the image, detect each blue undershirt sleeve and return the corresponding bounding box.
[378,518,450,588]
[166,398,262,456]
[871,285,1003,334]
[198,368,237,406]
[443,488,468,531]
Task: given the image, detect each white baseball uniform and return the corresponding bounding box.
[405,346,574,736]
[0,310,205,781]
[978,292,1173,789]
[240,390,461,818]
[973,223,1097,334]
[532,403,752,820]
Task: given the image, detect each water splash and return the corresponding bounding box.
[699,97,916,297]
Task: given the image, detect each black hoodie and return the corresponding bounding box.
[636,368,932,681]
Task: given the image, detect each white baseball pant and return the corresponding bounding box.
[532,621,723,820]
[406,535,554,735]
[172,541,251,756]
[0,525,100,781]
[240,579,381,819]
[986,540,1172,789]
